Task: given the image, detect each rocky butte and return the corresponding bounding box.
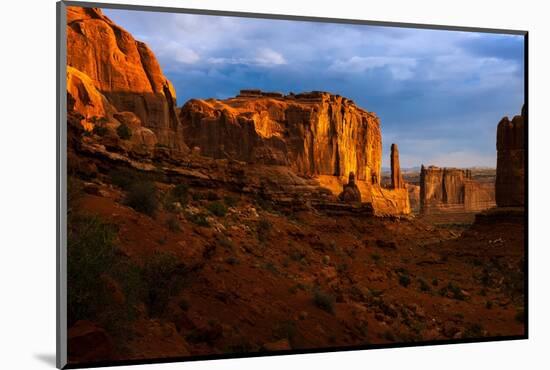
[66,7,186,152]
[419,166,495,214]
[495,106,525,207]
[180,90,410,215]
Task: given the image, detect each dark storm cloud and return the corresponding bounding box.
[103,9,524,168]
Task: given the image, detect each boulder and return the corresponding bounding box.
[338,172,362,203]
[68,320,114,363]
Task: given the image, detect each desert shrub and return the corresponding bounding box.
[110,167,140,190]
[272,320,297,342]
[178,298,190,311]
[116,123,132,140]
[223,194,239,207]
[186,212,210,227]
[206,201,228,217]
[464,323,484,338]
[399,274,411,287]
[418,278,431,292]
[172,183,189,205]
[166,216,181,232]
[515,308,525,323]
[125,181,158,216]
[485,301,493,309]
[141,252,186,317]
[313,289,335,314]
[67,215,118,325]
[371,253,381,262]
[225,256,240,265]
[92,124,108,137]
[257,217,272,243]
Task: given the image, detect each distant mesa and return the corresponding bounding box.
[419,165,496,214]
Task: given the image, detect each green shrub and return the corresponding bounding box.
[398,273,411,287]
[141,252,186,317]
[313,289,335,314]
[223,195,239,207]
[418,278,431,292]
[186,213,210,227]
[67,215,118,325]
[167,216,181,232]
[257,217,271,243]
[172,183,189,205]
[125,181,158,216]
[116,123,132,140]
[110,167,139,190]
[207,201,228,217]
[92,124,108,137]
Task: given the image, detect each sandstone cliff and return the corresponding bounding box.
[66,6,186,151]
[179,90,382,183]
[496,107,525,207]
[419,165,495,214]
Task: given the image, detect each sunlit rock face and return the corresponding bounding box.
[420,166,495,214]
[390,143,405,189]
[66,6,186,151]
[179,90,382,183]
[496,107,525,207]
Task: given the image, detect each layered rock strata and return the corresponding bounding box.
[66,6,186,151]
[179,90,382,183]
[419,165,495,214]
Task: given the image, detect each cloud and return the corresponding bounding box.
[102,8,524,168]
[329,56,417,80]
[207,48,286,67]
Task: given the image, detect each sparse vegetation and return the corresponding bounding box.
[257,217,272,243]
[172,183,189,205]
[116,122,132,140]
[313,289,335,314]
[186,212,210,227]
[141,251,186,317]
[92,124,108,137]
[418,278,431,292]
[166,216,181,232]
[223,194,239,207]
[125,181,158,216]
[207,201,228,217]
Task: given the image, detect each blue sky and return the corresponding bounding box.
[103,9,524,168]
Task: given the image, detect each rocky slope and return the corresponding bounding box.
[66,6,186,151]
[180,90,382,183]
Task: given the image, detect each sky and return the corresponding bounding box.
[103,8,524,168]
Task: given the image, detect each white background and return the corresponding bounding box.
[1,0,548,368]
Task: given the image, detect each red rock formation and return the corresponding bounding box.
[179,90,382,183]
[390,143,405,189]
[338,172,362,203]
[66,6,186,151]
[496,107,525,207]
[419,165,495,214]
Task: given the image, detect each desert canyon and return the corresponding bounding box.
[65,7,526,365]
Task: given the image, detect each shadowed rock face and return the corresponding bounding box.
[420,166,495,214]
[179,91,382,183]
[66,6,186,151]
[496,107,525,207]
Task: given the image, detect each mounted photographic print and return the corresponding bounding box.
[57,1,527,368]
